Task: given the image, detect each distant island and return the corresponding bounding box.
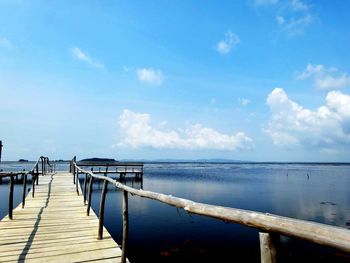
[79,158,117,163]
[18,159,29,162]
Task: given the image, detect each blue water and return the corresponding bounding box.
[1,162,350,262]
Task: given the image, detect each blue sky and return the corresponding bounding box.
[1,0,350,161]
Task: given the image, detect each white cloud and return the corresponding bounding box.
[297,64,350,90]
[216,31,240,55]
[278,15,313,36]
[291,0,308,11]
[265,88,350,148]
[297,64,324,79]
[70,47,105,69]
[136,68,164,85]
[238,98,250,106]
[118,109,253,150]
[0,37,13,48]
[252,0,313,36]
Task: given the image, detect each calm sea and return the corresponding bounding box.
[1,162,350,262]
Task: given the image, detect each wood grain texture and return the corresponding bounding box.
[0,172,125,263]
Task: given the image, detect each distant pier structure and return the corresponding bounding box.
[74,158,144,182]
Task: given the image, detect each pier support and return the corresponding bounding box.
[259,232,279,263]
[9,176,14,219]
[121,190,129,263]
[98,179,108,240]
[87,175,93,216]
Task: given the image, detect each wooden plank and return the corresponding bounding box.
[0,172,124,263]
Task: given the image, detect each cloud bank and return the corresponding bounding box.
[118,109,253,150]
[265,88,350,148]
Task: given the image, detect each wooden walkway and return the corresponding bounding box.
[0,172,124,262]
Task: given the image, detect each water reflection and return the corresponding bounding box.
[1,162,350,262]
[83,163,350,262]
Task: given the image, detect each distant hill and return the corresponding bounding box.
[18,159,29,162]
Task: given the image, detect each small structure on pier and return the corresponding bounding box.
[75,158,144,182]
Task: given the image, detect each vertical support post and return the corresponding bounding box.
[76,168,79,195]
[22,173,27,208]
[84,174,87,205]
[43,157,46,175]
[32,171,36,198]
[121,190,129,263]
[87,175,93,216]
[98,179,108,240]
[73,164,76,184]
[41,157,44,176]
[37,158,41,186]
[259,232,279,263]
[9,175,14,220]
[83,173,88,205]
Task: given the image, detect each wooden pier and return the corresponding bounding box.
[0,172,124,262]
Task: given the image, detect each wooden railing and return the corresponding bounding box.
[71,159,350,263]
[0,156,53,219]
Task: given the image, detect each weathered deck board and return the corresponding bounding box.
[0,172,124,263]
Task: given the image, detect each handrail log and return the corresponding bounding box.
[74,163,350,254]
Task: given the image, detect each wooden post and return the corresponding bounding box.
[36,164,39,179]
[76,169,79,195]
[41,157,44,176]
[32,172,36,198]
[87,175,93,216]
[37,159,41,186]
[9,175,14,220]
[83,173,88,205]
[73,165,76,185]
[121,190,129,263]
[98,179,108,240]
[259,232,279,263]
[22,174,27,208]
